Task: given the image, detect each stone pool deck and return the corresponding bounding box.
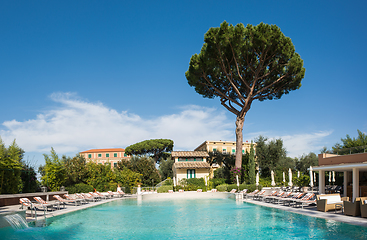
[243,198,367,228]
[1,195,136,226]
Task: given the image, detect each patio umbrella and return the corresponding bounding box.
[298,171,300,178]
[283,172,285,183]
[256,172,259,187]
[309,166,314,188]
[288,168,293,187]
[173,177,176,187]
[271,170,275,187]
[236,175,239,187]
[329,171,332,183]
[314,172,317,183]
[332,171,335,183]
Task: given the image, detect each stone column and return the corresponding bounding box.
[343,171,348,198]
[353,168,359,201]
[319,170,325,194]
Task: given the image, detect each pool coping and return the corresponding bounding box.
[243,198,367,228]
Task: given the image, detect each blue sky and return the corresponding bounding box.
[1,1,366,168]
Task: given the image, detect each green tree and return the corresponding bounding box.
[21,160,39,193]
[63,155,87,187]
[39,148,67,191]
[248,142,256,184]
[295,152,318,174]
[159,157,174,180]
[125,139,174,164]
[255,136,287,178]
[118,156,161,186]
[0,139,23,194]
[332,129,367,154]
[186,21,305,168]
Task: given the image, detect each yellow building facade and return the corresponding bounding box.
[194,140,255,154]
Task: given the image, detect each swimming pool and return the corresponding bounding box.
[2,198,367,239]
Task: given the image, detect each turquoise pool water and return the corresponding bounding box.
[2,198,367,239]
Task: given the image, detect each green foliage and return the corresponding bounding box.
[210,178,226,188]
[118,156,160,186]
[255,136,288,178]
[179,178,206,191]
[186,21,305,168]
[332,129,367,154]
[295,152,318,174]
[217,184,228,192]
[114,168,141,194]
[125,139,174,164]
[157,185,173,193]
[294,174,311,188]
[163,179,173,186]
[63,155,87,186]
[21,163,39,193]
[66,183,94,194]
[0,139,24,194]
[248,142,255,184]
[40,148,67,191]
[159,157,174,180]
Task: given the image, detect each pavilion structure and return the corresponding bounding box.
[312,152,367,201]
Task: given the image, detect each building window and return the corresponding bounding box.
[222,148,227,154]
[114,162,117,168]
[187,169,196,179]
[232,149,235,153]
[114,153,117,157]
[124,153,127,157]
[213,148,217,152]
[98,154,102,158]
[106,153,110,158]
[242,149,245,154]
[88,154,92,158]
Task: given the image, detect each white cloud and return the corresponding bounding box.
[0,93,233,154]
[272,131,333,158]
[0,92,332,160]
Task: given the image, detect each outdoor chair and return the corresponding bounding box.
[34,196,60,211]
[53,194,79,207]
[359,197,367,218]
[344,197,361,217]
[316,194,348,212]
[64,194,85,204]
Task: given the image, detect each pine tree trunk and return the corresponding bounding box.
[235,116,245,169]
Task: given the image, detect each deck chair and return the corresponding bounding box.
[34,196,60,211]
[64,194,85,204]
[53,194,79,207]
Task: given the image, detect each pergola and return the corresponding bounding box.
[312,152,367,201]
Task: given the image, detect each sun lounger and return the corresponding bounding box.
[89,192,103,200]
[53,194,79,207]
[179,189,184,192]
[64,194,85,204]
[168,190,173,193]
[211,189,217,192]
[19,198,44,218]
[230,189,237,193]
[117,190,125,196]
[253,190,266,201]
[293,193,316,208]
[107,191,122,198]
[279,192,304,206]
[197,189,202,192]
[262,191,282,203]
[34,196,60,211]
[244,189,259,199]
[81,193,98,202]
[95,191,108,199]
[272,192,291,204]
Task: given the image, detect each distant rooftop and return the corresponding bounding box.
[80,148,125,153]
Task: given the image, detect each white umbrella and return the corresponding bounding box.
[283,172,285,183]
[271,170,275,187]
[256,172,259,187]
[314,172,316,183]
[309,166,314,188]
[173,177,176,187]
[236,175,239,187]
[298,171,300,178]
[329,172,331,184]
[332,171,335,183]
[288,168,293,187]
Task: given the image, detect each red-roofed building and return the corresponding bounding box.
[80,148,130,169]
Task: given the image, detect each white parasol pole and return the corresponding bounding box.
[288,168,293,187]
[271,170,275,187]
[309,166,314,193]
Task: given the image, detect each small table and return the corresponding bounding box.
[335,203,343,213]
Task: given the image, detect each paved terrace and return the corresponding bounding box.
[243,198,367,228]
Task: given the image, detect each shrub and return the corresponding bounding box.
[66,183,94,194]
[216,184,228,192]
[210,178,226,188]
[157,185,173,193]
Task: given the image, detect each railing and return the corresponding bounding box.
[132,187,158,194]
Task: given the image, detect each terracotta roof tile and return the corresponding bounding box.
[173,162,210,169]
[171,151,209,158]
[80,148,125,153]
